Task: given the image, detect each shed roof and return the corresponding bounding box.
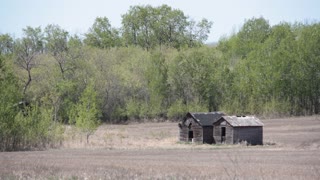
[187,112,225,126]
[217,116,264,127]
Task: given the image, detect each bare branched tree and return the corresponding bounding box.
[14,26,43,96]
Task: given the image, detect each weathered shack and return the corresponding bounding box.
[213,116,264,145]
[178,112,225,144]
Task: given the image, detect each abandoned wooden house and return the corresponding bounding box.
[213,116,264,145]
[178,112,225,144]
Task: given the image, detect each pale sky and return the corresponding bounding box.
[1,0,319,42]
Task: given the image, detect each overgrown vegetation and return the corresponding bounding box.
[0,4,319,151]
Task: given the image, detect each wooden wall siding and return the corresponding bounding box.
[179,118,194,142]
[225,125,233,144]
[179,118,203,143]
[233,127,263,145]
[191,122,203,143]
[202,126,213,144]
[213,123,233,144]
[213,125,220,144]
[213,120,263,145]
[179,126,189,142]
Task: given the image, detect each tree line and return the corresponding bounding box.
[0,4,319,151]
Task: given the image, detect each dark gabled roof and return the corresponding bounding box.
[216,116,264,127]
[187,112,225,126]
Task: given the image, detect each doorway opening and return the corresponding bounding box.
[221,127,226,143]
[188,123,193,142]
[188,131,193,141]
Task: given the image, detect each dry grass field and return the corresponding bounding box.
[1,116,320,179]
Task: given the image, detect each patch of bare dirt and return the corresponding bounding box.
[263,116,320,149]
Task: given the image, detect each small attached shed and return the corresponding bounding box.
[213,116,264,145]
[178,112,225,144]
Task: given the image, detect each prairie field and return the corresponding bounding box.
[1,116,320,179]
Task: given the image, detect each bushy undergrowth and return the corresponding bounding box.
[0,106,64,151]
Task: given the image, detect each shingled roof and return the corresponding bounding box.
[187,112,225,126]
[217,116,264,127]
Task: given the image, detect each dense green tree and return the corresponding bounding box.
[122,5,212,50]
[151,5,188,48]
[169,47,221,111]
[144,51,170,117]
[43,26,85,123]
[44,24,69,77]
[70,83,101,143]
[122,5,155,50]
[0,55,21,151]
[217,20,320,116]
[295,23,320,114]
[236,17,270,58]
[0,34,14,55]
[185,18,213,47]
[84,17,121,48]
